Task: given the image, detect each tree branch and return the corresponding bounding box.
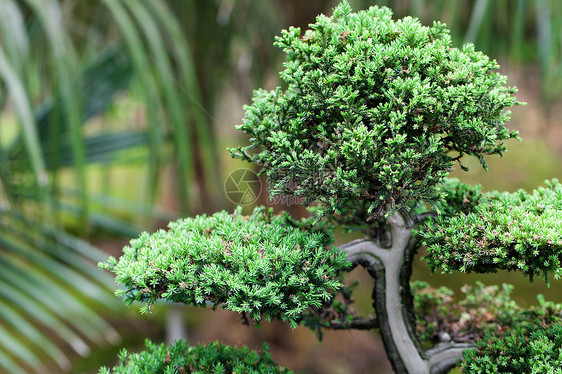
[426,342,474,374]
[399,207,415,228]
[338,212,475,374]
[325,316,380,330]
[413,211,437,224]
[339,213,429,373]
[339,238,390,266]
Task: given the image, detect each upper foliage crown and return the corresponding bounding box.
[232,0,521,219]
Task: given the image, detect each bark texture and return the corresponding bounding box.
[340,213,472,374]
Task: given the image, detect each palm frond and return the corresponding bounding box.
[0,0,211,372]
[0,45,48,201]
[23,0,88,224]
[0,216,121,372]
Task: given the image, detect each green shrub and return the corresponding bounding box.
[460,323,562,373]
[99,339,292,374]
[417,179,562,282]
[100,207,348,327]
[232,2,519,219]
[99,2,561,373]
[412,281,562,348]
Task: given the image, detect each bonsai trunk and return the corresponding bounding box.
[340,213,471,374]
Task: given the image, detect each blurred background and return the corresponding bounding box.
[0,0,560,373]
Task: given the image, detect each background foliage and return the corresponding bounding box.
[0,0,280,372]
[0,0,561,373]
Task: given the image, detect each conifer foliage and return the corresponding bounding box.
[232,1,519,218]
[101,207,347,327]
[100,340,291,374]
[418,179,562,282]
[101,2,562,373]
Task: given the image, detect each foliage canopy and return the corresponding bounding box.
[460,322,562,373]
[417,179,562,282]
[413,281,562,347]
[101,2,561,374]
[99,339,291,374]
[232,2,520,218]
[101,207,348,327]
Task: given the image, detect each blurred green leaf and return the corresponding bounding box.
[0,0,228,371]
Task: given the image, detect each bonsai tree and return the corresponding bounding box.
[100,2,562,373]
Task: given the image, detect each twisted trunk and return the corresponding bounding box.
[340,213,472,374]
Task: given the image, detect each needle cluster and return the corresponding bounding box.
[101,207,348,327]
[417,179,562,282]
[232,1,519,218]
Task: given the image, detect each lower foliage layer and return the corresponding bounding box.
[413,281,562,345]
[414,281,562,372]
[460,323,562,373]
[98,339,291,374]
[100,207,348,327]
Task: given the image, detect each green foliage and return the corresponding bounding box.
[232,1,520,219]
[413,281,562,348]
[0,1,285,370]
[460,323,562,373]
[99,339,291,374]
[412,280,455,345]
[349,0,562,100]
[430,178,484,217]
[300,279,368,340]
[101,207,349,327]
[413,281,520,346]
[95,2,562,373]
[417,179,562,282]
